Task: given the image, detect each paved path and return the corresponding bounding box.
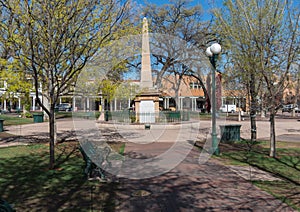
[0,118,298,210]
[0,119,76,147]
[112,144,293,211]
[2,117,300,143]
[224,118,300,142]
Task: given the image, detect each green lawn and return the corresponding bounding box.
[219,140,300,210]
[0,142,122,211]
[55,111,101,119]
[0,114,33,125]
[0,111,102,126]
[1,139,299,210]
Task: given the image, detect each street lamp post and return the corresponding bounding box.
[206,43,221,155]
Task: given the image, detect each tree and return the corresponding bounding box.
[100,79,119,110]
[290,63,300,117]
[143,0,215,109]
[214,0,299,157]
[0,6,31,113]
[0,0,133,169]
[0,60,32,114]
[214,0,263,141]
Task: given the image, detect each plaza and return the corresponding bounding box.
[0,114,299,210]
[0,0,299,210]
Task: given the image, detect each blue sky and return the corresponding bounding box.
[134,0,299,21]
[134,0,224,20]
[135,0,223,8]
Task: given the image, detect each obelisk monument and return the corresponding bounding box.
[134,17,160,123]
[140,17,153,89]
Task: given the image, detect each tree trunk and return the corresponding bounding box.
[269,112,276,157]
[49,107,56,169]
[249,73,257,141]
[250,112,257,141]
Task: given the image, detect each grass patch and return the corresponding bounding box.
[0,141,120,211]
[222,150,300,183]
[258,140,300,149]
[0,144,48,158]
[253,181,300,211]
[0,114,33,126]
[217,140,300,210]
[118,143,125,155]
[56,111,101,119]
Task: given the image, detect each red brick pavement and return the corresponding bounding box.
[112,143,294,211]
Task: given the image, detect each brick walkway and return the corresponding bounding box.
[1,119,298,211]
[112,143,294,211]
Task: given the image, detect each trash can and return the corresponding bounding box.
[145,124,151,130]
[219,124,241,143]
[0,119,4,132]
[33,113,44,123]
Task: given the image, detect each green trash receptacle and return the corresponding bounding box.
[0,119,4,132]
[33,113,44,123]
[219,124,241,143]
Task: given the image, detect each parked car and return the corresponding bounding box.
[55,103,72,112]
[220,104,236,113]
[294,105,299,113]
[282,104,294,113]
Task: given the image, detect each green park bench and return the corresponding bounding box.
[79,141,111,181]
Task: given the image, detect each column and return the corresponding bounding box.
[167,97,169,109]
[3,99,6,111]
[73,97,76,112]
[32,97,36,111]
[179,97,183,110]
[191,98,194,111]
[83,98,86,112]
[100,96,103,111]
[87,97,90,111]
[18,98,21,109]
[191,98,196,111]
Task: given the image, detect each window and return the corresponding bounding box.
[189,82,201,89]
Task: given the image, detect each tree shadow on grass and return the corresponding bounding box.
[219,141,300,210]
[0,143,119,211]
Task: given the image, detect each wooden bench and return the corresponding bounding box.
[79,141,111,181]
